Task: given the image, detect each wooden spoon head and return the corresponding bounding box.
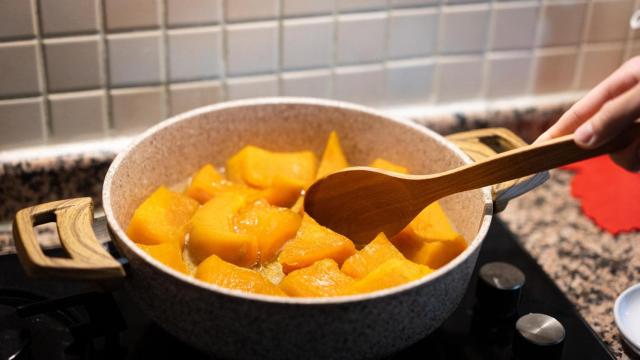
[304,167,424,244]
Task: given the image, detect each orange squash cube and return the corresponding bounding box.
[280,259,355,297]
[290,196,305,214]
[138,241,189,275]
[402,236,467,269]
[196,254,285,296]
[369,158,409,174]
[235,200,302,264]
[392,201,467,269]
[127,186,199,245]
[188,193,258,266]
[278,215,356,274]
[316,131,349,179]
[349,258,432,294]
[341,233,406,279]
[226,145,317,190]
[185,164,224,203]
[258,176,303,207]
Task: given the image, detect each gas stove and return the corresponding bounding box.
[0,219,615,360]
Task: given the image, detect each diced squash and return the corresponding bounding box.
[401,236,467,269]
[235,200,302,264]
[226,146,317,190]
[394,202,460,245]
[391,201,467,269]
[349,259,432,294]
[185,164,261,204]
[127,186,199,245]
[369,158,409,174]
[278,215,356,274]
[188,193,258,266]
[196,254,285,296]
[138,241,189,274]
[259,176,303,207]
[280,259,355,297]
[341,233,406,279]
[316,131,349,179]
[185,164,224,203]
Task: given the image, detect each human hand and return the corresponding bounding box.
[536,57,640,172]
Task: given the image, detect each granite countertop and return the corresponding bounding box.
[1,96,638,359]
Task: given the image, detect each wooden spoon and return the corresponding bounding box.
[304,122,640,244]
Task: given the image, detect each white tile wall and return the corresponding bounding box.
[439,4,490,54]
[388,8,438,59]
[0,0,36,41]
[43,36,104,92]
[435,56,484,102]
[166,0,220,27]
[167,27,221,81]
[0,98,45,148]
[0,0,637,149]
[107,32,164,87]
[49,90,106,140]
[39,0,100,36]
[281,69,332,98]
[169,80,222,115]
[491,2,538,51]
[337,12,387,65]
[226,22,278,76]
[282,17,333,70]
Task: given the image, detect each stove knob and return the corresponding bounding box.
[513,313,565,360]
[476,262,525,317]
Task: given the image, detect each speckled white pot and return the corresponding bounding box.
[103,98,493,360]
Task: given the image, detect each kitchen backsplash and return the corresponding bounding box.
[0,0,639,150]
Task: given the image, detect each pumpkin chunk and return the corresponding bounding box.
[138,241,189,274]
[127,186,199,245]
[258,176,303,207]
[226,145,317,190]
[349,259,432,294]
[188,193,258,266]
[196,254,285,296]
[280,259,355,297]
[341,233,406,279]
[392,201,467,269]
[185,164,261,204]
[316,131,349,179]
[278,215,356,274]
[401,236,467,269]
[235,200,302,264]
[369,158,409,174]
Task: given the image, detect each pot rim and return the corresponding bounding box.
[103,97,494,305]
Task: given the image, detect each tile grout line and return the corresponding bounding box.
[481,0,498,100]
[528,0,546,95]
[219,0,229,100]
[382,0,391,107]
[160,0,170,119]
[97,0,113,135]
[31,0,51,142]
[276,0,283,96]
[330,0,338,99]
[571,0,593,91]
[431,0,446,104]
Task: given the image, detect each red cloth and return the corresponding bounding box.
[562,155,640,234]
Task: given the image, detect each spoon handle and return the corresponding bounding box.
[424,121,640,199]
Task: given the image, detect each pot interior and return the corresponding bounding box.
[105,99,490,259]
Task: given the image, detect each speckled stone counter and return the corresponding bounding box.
[1,96,638,359]
[499,170,640,360]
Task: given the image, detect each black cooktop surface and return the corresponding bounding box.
[0,219,615,360]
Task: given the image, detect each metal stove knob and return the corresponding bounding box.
[476,262,525,317]
[513,313,565,360]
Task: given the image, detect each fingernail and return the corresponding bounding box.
[575,122,595,147]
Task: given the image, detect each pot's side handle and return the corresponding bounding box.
[13,197,126,283]
[446,128,549,212]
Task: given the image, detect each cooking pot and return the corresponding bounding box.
[13,98,547,359]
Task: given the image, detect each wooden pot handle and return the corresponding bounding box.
[13,198,126,283]
[446,128,549,212]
